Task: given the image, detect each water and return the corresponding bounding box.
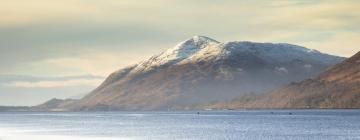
[0,110,360,140]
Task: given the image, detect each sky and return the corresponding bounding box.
[0,0,359,106]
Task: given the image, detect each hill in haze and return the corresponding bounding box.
[209,51,360,109]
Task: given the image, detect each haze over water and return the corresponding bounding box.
[0,110,360,140]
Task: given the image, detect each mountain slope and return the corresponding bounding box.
[210,51,360,109]
[55,36,344,111]
[34,98,78,111]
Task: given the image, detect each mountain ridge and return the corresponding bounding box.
[36,36,345,111]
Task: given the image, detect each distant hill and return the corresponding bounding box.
[33,98,78,111]
[0,106,31,111]
[209,51,360,109]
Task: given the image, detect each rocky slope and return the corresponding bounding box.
[209,51,360,109]
[40,36,344,111]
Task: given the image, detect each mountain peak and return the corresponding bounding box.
[190,35,219,43]
[131,36,221,73]
[160,36,220,61]
[174,35,219,50]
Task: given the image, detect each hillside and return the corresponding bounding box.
[209,51,360,109]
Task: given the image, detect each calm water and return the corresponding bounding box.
[0,110,360,140]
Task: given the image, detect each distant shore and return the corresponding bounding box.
[1,105,360,112]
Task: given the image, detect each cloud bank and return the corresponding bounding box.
[4,79,103,88]
[0,0,359,77]
[0,75,104,106]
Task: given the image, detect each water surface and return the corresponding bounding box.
[0,110,360,140]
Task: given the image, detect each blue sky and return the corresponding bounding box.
[0,0,359,105]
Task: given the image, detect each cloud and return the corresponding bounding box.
[258,1,360,30]
[0,23,178,75]
[40,50,155,76]
[1,75,105,88]
[299,32,360,56]
[4,78,103,88]
[0,0,359,77]
[0,74,105,105]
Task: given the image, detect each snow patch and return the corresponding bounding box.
[275,67,289,74]
[119,36,340,74]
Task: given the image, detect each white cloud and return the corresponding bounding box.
[295,32,360,57]
[0,75,105,106]
[4,78,103,88]
[40,49,156,76]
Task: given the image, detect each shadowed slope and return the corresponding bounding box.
[210,51,360,109]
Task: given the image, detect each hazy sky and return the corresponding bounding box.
[0,0,359,105]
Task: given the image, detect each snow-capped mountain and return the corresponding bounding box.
[42,36,345,111]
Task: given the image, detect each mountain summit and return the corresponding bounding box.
[40,36,345,111]
[131,35,221,73]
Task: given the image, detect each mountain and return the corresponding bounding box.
[209,51,360,109]
[34,98,78,111]
[40,36,344,111]
[0,106,31,111]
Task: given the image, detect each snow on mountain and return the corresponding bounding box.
[127,35,341,74]
[221,41,337,64]
[132,36,220,73]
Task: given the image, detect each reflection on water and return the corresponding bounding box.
[1,110,360,140]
